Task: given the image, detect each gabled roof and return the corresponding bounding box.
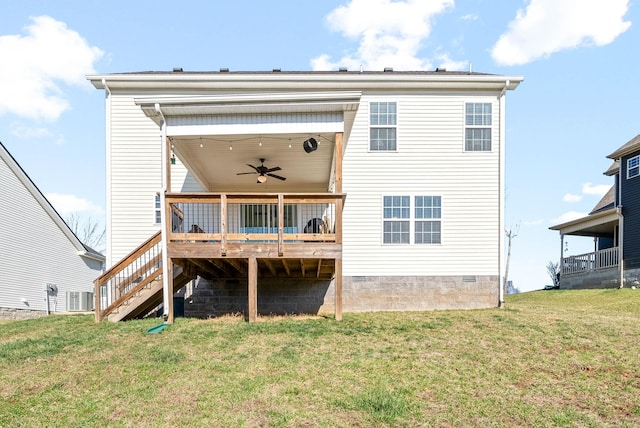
[607,133,640,160]
[604,160,619,176]
[0,141,105,263]
[589,185,615,214]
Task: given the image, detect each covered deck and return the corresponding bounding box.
[550,202,621,287]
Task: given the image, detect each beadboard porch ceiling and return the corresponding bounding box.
[171,132,337,192]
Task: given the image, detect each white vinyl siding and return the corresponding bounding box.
[343,94,500,276]
[108,93,165,262]
[0,150,103,312]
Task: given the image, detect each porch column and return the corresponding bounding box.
[559,234,564,280]
[335,132,343,321]
[248,256,258,322]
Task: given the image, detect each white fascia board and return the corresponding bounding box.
[549,208,618,234]
[88,72,524,92]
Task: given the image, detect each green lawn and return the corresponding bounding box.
[1,289,639,427]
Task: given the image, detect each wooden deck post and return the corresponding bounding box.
[248,256,258,322]
[335,258,343,321]
[166,258,175,324]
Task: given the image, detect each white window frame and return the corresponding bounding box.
[154,193,161,224]
[627,155,640,179]
[464,102,492,152]
[414,196,442,244]
[369,101,397,152]
[382,195,442,245]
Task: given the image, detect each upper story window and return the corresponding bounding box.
[465,103,492,152]
[628,155,640,179]
[370,102,397,151]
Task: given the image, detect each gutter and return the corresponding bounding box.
[498,80,509,308]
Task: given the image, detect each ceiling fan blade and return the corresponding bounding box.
[246,164,260,172]
[265,166,281,173]
[236,172,257,175]
[267,173,286,181]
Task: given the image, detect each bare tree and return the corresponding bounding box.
[66,213,105,253]
[546,260,560,288]
[501,224,519,307]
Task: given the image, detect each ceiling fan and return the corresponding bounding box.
[236,158,286,183]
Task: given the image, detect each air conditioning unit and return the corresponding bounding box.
[66,291,94,312]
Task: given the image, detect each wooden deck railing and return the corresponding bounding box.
[93,232,163,321]
[562,247,619,275]
[166,192,344,256]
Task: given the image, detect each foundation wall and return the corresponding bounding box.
[184,275,500,318]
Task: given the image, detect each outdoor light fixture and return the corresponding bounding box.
[303,137,318,153]
[257,175,267,183]
[170,153,176,164]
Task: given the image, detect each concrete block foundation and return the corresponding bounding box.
[184,275,500,318]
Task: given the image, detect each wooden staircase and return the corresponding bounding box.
[94,232,194,322]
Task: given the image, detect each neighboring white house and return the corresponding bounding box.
[88,69,523,322]
[0,141,105,319]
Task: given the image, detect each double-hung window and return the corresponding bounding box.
[370,102,397,151]
[465,103,492,151]
[415,196,442,244]
[154,193,162,224]
[383,196,410,243]
[383,195,442,244]
[628,155,640,179]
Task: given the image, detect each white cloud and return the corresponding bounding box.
[523,219,544,226]
[582,182,610,196]
[0,16,104,121]
[311,0,461,71]
[563,193,582,203]
[45,192,103,216]
[492,0,631,66]
[10,122,52,139]
[551,211,587,225]
[460,14,478,21]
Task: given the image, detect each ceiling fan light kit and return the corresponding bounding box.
[236,158,286,184]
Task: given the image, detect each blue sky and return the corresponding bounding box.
[0,0,637,291]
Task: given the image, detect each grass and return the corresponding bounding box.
[0,289,639,427]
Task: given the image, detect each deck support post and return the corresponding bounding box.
[335,258,343,321]
[166,257,175,324]
[248,256,258,322]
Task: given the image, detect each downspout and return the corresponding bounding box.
[102,79,112,268]
[617,174,624,288]
[498,80,509,307]
[156,103,171,318]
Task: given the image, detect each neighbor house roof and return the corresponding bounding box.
[604,160,620,176]
[0,141,105,263]
[607,134,640,160]
[589,185,616,214]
